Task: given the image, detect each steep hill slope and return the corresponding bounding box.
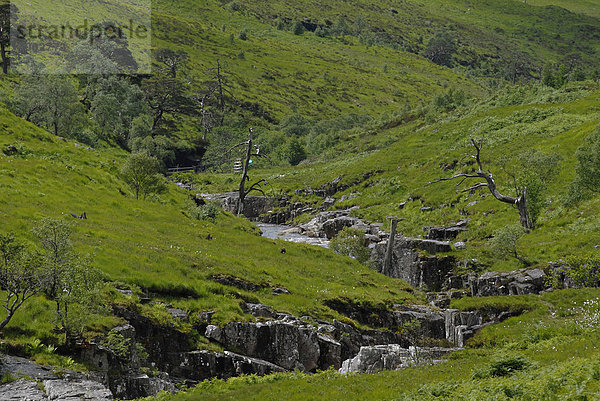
[195,82,600,272]
[0,106,415,335]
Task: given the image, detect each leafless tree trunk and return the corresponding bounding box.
[383,218,399,276]
[430,138,534,230]
[227,128,271,216]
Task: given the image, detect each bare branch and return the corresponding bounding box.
[225,141,249,155]
[428,173,482,185]
[458,183,488,193]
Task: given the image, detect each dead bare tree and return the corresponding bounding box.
[227,128,272,215]
[207,60,233,126]
[429,138,534,230]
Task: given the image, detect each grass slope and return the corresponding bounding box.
[0,105,415,333]
[193,82,600,272]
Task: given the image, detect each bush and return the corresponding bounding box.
[473,353,531,378]
[424,29,456,67]
[432,87,467,112]
[567,126,600,203]
[315,26,328,37]
[487,224,525,263]
[563,254,600,287]
[284,137,307,166]
[330,227,370,264]
[292,21,305,35]
[238,29,248,40]
[189,203,221,222]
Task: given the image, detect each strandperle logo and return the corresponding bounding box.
[9,0,151,75]
[13,19,149,43]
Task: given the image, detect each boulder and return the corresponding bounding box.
[322,216,361,239]
[242,303,277,319]
[200,192,275,219]
[471,268,548,297]
[425,220,468,241]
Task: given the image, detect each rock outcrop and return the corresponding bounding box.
[339,345,458,374]
[200,192,275,219]
[0,355,113,401]
[424,220,469,241]
[470,268,548,296]
[171,350,286,382]
[204,319,341,372]
[370,237,455,291]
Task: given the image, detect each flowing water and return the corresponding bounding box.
[257,223,329,248]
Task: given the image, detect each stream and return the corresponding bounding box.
[257,223,329,248]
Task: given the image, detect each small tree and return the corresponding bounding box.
[121,152,167,200]
[571,127,600,198]
[32,218,102,341]
[330,227,370,265]
[0,234,45,331]
[424,30,456,67]
[292,21,305,35]
[285,136,307,166]
[487,224,527,264]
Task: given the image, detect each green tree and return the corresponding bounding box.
[541,62,555,87]
[121,152,167,200]
[424,30,456,67]
[32,218,73,302]
[508,149,562,226]
[91,76,147,146]
[141,73,193,132]
[0,233,24,269]
[13,74,83,137]
[487,224,527,264]
[292,21,305,35]
[330,227,370,265]
[285,136,307,166]
[568,126,600,202]
[0,247,46,331]
[32,218,102,341]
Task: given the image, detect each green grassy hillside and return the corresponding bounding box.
[192,82,600,272]
[0,105,416,337]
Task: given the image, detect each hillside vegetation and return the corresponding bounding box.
[1,0,600,399]
[0,104,416,318]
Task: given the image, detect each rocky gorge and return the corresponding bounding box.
[0,189,570,400]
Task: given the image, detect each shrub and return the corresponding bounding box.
[487,224,526,263]
[473,353,531,378]
[563,254,600,287]
[284,137,307,166]
[189,203,221,222]
[292,21,305,35]
[424,29,456,67]
[315,26,328,37]
[238,29,248,40]
[330,227,370,264]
